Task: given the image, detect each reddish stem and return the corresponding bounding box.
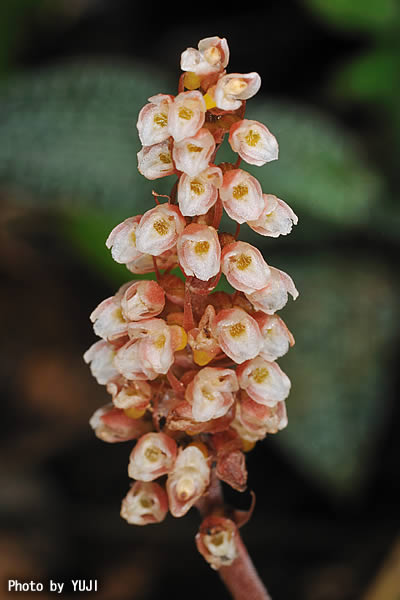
[152,256,161,280]
[212,197,223,230]
[183,278,196,331]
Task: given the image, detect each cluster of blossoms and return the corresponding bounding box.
[85,36,298,572]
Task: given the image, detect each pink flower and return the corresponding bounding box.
[128,432,177,481]
[233,393,288,440]
[168,91,206,142]
[89,404,152,443]
[237,357,291,407]
[214,72,261,110]
[177,224,221,281]
[121,280,165,321]
[167,446,210,517]
[255,313,295,361]
[247,194,298,237]
[245,266,299,314]
[220,169,264,224]
[196,516,239,569]
[185,367,238,422]
[211,307,262,364]
[83,340,118,385]
[114,338,156,380]
[137,94,173,146]
[105,216,142,264]
[173,128,215,177]
[127,318,175,376]
[121,481,169,525]
[107,377,152,412]
[137,140,175,180]
[177,165,222,216]
[90,296,128,341]
[229,119,279,166]
[126,248,178,274]
[221,241,270,294]
[181,37,229,76]
[135,204,185,256]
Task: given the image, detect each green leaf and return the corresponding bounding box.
[303,0,399,33]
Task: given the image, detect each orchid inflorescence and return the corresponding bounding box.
[85,36,298,573]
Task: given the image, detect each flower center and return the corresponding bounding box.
[144,447,161,463]
[245,129,260,147]
[252,367,269,383]
[178,107,194,120]
[187,143,203,153]
[232,184,248,200]
[190,179,205,195]
[153,113,168,127]
[159,152,172,164]
[229,322,246,337]
[236,254,252,270]
[194,241,210,255]
[153,218,170,236]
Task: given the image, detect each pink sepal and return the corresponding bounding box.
[229,119,279,166]
[121,280,165,321]
[177,223,221,281]
[135,204,186,256]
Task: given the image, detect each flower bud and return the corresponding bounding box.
[237,357,291,406]
[121,481,168,525]
[177,224,221,281]
[168,91,206,142]
[83,340,118,385]
[214,72,261,110]
[245,266,299,314]
[221,241,270,294]
[220,169,264,224]
[90,404,151,443]
[128,432,177,481]
[137,94,173,146]
[167,446,210,517]
[181,37,229,76]
[177,165,222,216]
[229,119,278,166]
[185,366,238,422]
[135,204,185,256]
[173,128,215,177]
[137,140,175,180]
[106,216,142,264]
[255,313,295,361]
[196,516,239,569]
[247,194,298,237]
[211,307,262,364]
[121,280,165,321]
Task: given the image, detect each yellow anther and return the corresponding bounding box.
[176,476,195,500]
[153,113,168,128]
[178,106,194,120]
[131,230,137,245]
[241,438,256,452]
[153,218,170,236]
[236,254,252,270]
[124,406,146,419]
[184,71,201,90]
[225,78,247,95]
[194,240,210,255]
[232,183,248,200]
[159,152,172,164]
[144,446,161,462]
[139,496,154,509]
[204,46,221,66]
[229,322,246,338]
[193,349,213,366]
[113,307,125,323]
[190,179,205,196]
[203,93,217,110]
[187,143,202,153]
[188,441,209,458]
[245,129,261,147]
[252,367,269,383]
[154,334,166,349]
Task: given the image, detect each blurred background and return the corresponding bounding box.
[1,1,400,599]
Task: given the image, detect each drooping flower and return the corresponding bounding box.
[211,307,262,364]
[188,304,220,366]
[247,194,298,237]
[105,215,142,264]
[168,91,206,142]
[137,94,173,146]
[196,516,239,569]
[173,128,215,177]
[137,140,175,180]
[84,340,118,385]
[135,204,185,256]
[127,318,175,376]
[121,280,165,321]
[177,224,221,281]
[220,169,264,224]
[221,241,270,294]
[128,432,177,481]
[237,356,291,406]
[185,367,238,422]
[167,445,210,517]
[255,313,295,362]
[214,72,261,110]
[90,295,128,341]
[181,36,230,76]
[245,266,299,314]
[177,165,222,216]
[121,481,169,525]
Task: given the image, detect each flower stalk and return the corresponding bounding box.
[85,35,299,599]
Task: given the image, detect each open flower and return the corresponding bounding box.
[137,140,175,180]
[247,194,298,237]
[220,169,264,224]
[168,91,206,142]
[214,72,261,110]
[173,128,215,177]
[177,165,222,216]
[237,357,291,406]
[135,204,185,256]
[128,432,177,481]
[245,266,299,314]
[181,36,229,76]
[121,481,168,525]
[84,340,118,385]
[121,280,165,321]
[185,367,238,422]
[128,318,175,376]
[167,446,210,517]
[211,307,262,364]
[90,295,128,341]
[196,516,239,569]
[255,313,295,361]
[137,94,173,146]
[221,241,270,294]
[177,224,221,281]
[229,119,278,166]
[106,215,142,264]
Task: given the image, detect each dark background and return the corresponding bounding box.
[1,1,400,599]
